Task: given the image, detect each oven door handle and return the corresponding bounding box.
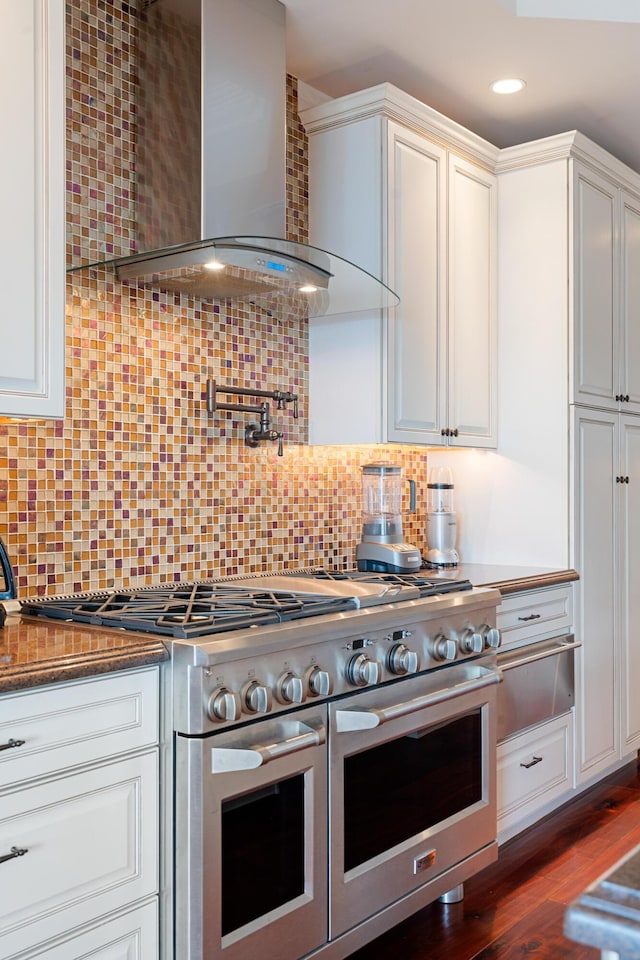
[210,722,326,773]
[334,666,501,732]
[497,636,580,671]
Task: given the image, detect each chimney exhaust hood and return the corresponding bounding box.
[68,0,399,319]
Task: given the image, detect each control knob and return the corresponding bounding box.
[346,654,381,687]
[241,679,272,714]
[480,624,501,649]
[275,671,305,705]
[458,627,483,655]
[305,665,333,697]
[388,643,419,675]
[431,634,457,662]
[207,687,242,723]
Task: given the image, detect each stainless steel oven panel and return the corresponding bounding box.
[174,705,328,960]
[497,635,579,741]
[328,663,499,938]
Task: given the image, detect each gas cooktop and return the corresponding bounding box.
[20,570,472,641]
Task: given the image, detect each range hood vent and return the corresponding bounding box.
[68,0,398,318]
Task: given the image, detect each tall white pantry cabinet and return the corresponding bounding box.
[496,134,640,785]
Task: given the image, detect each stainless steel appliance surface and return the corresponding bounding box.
[497,633,580,741]
[22,569,502,960]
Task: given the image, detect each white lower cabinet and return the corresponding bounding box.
[0,669,160,960]
[497,712,574,842]
[572,408,640,782]
[15,902,158,960]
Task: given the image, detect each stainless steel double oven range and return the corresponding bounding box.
[25,570,502,960]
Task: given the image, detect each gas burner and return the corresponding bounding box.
[21,582,357,640]
[306,569,472,598]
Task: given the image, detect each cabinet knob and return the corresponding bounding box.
[0,846,28,866]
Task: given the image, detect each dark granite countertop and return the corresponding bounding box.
[565,843,640,958]
[0,605,169,694]
[0,564,576,694]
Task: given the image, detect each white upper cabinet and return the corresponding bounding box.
[302,85,498,448]
[621,189,640,414]
[572,163,640,414]
[446,154,497,446]
[0,0,65,419]
[572,164,618,409]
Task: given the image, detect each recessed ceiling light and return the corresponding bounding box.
[490,77,526,94]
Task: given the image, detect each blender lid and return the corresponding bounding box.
[362,463,402,475]
[427,482,454,488]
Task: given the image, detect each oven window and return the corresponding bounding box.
[221,773,305,935]
[343,709,482,871]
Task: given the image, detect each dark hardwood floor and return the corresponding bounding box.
[347,758,640,959]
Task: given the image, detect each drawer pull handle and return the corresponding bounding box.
[0,846,28,866]
[517,614,541,622]
[520,755,543,769]
[0,738,25,752]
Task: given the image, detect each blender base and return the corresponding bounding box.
[357,557,421,574]
[356,540,422,574]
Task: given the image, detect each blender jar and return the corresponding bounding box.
[361,463,405,542]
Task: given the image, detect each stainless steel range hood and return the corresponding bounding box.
[68,0,398,318]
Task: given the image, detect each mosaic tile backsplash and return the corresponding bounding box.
[0,0,429,597]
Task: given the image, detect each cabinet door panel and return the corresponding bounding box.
[19,901,158,960]
[621,191,640,413]
[572,165,618,409]
[0,0,65,418]
[0,752,158,958]
[619,417,640,752]
[387,124,447,443]
[448,155,497,446]
[573,409,618,781]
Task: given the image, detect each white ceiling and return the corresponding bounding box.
[283,0,640,172]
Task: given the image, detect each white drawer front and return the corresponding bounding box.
[497,586,572,649]
[498,712,573,821]
[13,901,158,960]
[0,669,158,786]
[0,751,158,958]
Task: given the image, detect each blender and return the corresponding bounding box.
[356,463,422,573]
[425,466,459,567]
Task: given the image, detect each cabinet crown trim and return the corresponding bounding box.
[497,129,640,197]
[300,82,500,172]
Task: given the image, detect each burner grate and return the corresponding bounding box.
[21,583,357,639]
[306,569,472,597]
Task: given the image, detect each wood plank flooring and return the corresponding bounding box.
[347,758,640,959]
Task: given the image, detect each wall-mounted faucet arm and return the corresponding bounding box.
[206,379,297,456]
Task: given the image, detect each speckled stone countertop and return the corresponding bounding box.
[0,606,169,694]
[0,565,576,694]
[565,843,640,958]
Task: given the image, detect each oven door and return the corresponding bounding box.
[329,661,500,938]
[174,705,327,960]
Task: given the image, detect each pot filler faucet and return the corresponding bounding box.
[206,379,298,456]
